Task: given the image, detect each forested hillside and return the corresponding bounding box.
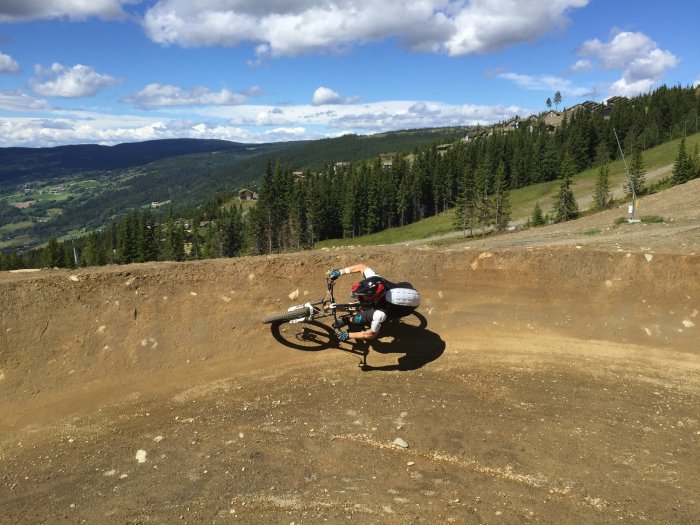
[0,128,468,249]
[2,85,699,270]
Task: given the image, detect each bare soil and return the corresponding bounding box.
[1,179,699,524]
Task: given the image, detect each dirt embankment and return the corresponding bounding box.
[1,180,700,524]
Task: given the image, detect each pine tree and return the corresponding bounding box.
[593,163,612,210]
[116,212,139,264]
[474,160,492,234]
[530,201,546,226]
[625,139,646,197]
[492,161,511,231]
[554,154,579,223]
[137,210,159,262]
[553,91,562,111]
[453,165,476,236]
[220,206,243,257]
[672,138,692,185]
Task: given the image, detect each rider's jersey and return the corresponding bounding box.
[361,267,420,333]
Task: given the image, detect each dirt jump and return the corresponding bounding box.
[1,179,699,524]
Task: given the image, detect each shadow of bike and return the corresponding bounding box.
[269,320,336,351]
[267,311,444,371]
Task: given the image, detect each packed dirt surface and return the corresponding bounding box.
[1,179,699,524]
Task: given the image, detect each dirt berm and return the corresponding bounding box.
[2,179,700,524]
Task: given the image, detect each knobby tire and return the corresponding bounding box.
[261,307,309,324]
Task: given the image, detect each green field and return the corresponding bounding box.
[0,220,34,234]
[316,132,700,248]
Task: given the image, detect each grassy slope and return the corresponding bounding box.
[315,132,700,248]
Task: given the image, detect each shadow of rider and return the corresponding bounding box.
[343,314,445,371]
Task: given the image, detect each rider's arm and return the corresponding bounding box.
[336,264,370,277]
[347,328,378,340]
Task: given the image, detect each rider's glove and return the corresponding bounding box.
[336,331,350,342]
[329,269,341,281]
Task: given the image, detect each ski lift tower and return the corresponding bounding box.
[614,128,640,223]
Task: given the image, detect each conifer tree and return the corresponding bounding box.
[626,138,646,197]
[453,165,476,236]
[530,201,546,226]
[474,160,492,233]
[554,153,579,223]
[138,210,159,262]
[492,161,511,231]
[593,163,612,210]
[220,206,243,257]
[672,138,692,185]
[116,212,139,264]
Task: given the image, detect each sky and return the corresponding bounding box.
[0,0,698,148]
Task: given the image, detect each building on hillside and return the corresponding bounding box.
[436,144,452,156]
[334,161,350,173]
[238,189,258,201]
[379,154,393,169]
[602,96,627,118]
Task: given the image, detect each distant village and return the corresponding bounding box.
[234,96,630,200]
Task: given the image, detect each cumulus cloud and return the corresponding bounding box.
[0,96,530,147]
[312,87,360,106]
[577,31,678,97]
[494,71,596,98]
[123,83,254,108]
[570,59,591,73]
[0,0,131,21]
[141,0,589,59]
[0,51,20,74]
[30,63,120,98]
[0,89,51,112]
[204,99,528,132]
[0,110,258,147]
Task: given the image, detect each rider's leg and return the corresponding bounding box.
[332,316,350,329]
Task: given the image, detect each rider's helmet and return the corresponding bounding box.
[351,276,386,303]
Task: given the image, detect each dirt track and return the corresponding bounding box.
[1,180,699,524]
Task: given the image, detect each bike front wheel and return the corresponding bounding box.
[261,307,309,324]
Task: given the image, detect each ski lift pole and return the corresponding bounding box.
[69,235,79,266]
[613,128,638,222]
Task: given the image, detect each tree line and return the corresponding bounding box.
[2,84,699,270]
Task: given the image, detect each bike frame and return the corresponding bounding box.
[286,278,362,324]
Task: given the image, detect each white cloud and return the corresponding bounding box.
[312,87,360,106]
[577,31,678,97]
[570,59,591,73]
[142,0,589,58]
[0,90,51,112]
[495,71,596,98]
[695,76,700,88]
[0,98,529,147]
[0,51,20,74]
[0,0,131,21]
[123,83,252,108]
[30,63,120,98]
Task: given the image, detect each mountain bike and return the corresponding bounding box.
[261,277,361,327]
[261,276,427,352]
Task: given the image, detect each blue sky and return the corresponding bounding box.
[0,0,698,147]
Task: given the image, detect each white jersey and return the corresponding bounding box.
[362,267,420,333]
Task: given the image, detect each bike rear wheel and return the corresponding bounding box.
[261,307,309,324]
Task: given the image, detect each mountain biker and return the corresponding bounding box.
[327,264,420,342]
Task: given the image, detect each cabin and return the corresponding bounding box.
[238,189,258,201]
